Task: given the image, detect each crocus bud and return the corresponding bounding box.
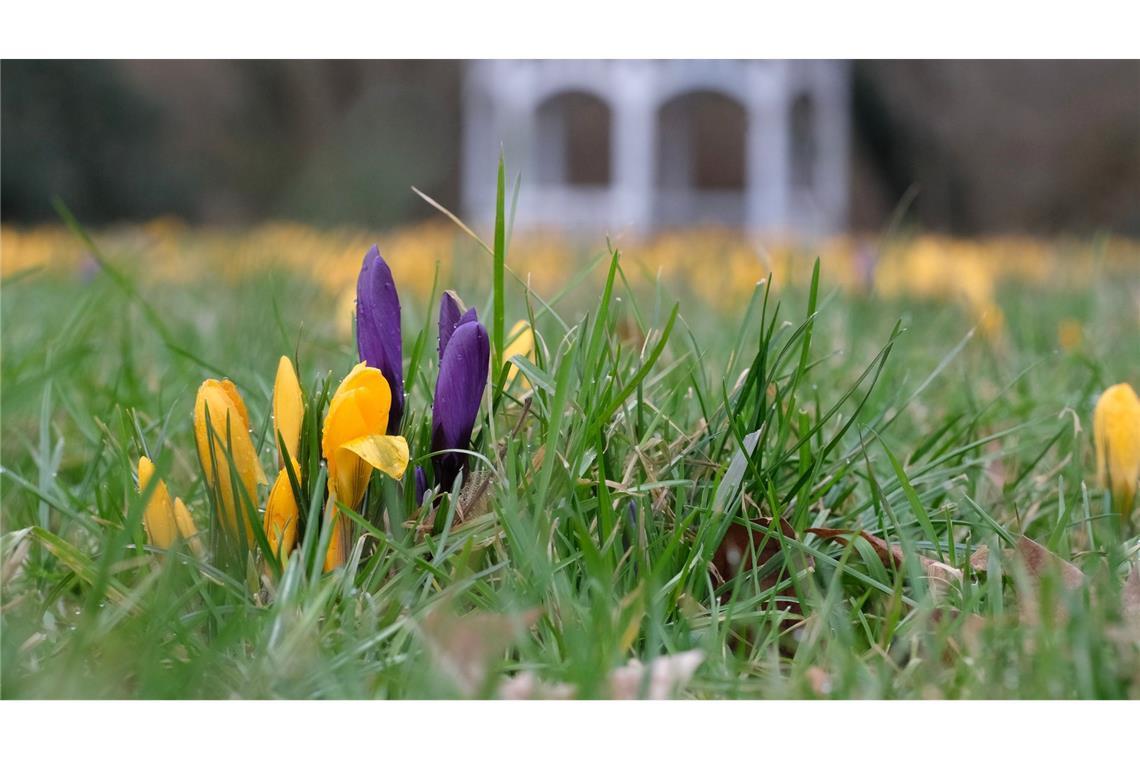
[414,465,428,507]
[1093,382,1140,521]
[264,461,300,561]
[273,356,304,467]
[138,456,201,553]
[323,499,348,572]
[432,315,490,494]
[194,379,267,548]
[355,246,404,434]
[322,362,410,513]
[439,290,479,356]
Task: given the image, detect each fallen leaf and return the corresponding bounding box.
[806,666,833,697]
[1014,536,1086,590]
[711,515,808,634]
[420,607,540,695]
[968,544,992,573]
[1012,536,1087,627]
[497,651,704,700]
[807,527,963,597]
[606,651,706,699]
[497,672,577,699]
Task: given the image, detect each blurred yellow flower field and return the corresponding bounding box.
[6,221,1138,315]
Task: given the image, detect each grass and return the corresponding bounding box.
[2,203,1139,699]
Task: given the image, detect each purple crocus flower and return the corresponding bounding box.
[355,245,404,434]
[413,466,429,506]
[431,294,489,494]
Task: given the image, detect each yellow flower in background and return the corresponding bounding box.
[1093,382,1140,521]
[194,379,267,547]
[321,363,409,569]
[264,461,300,561]
[973,303,1005,341]
[274,356,304,466]
[1057,319,1083,351]
[503,319,535,385]
[137,456,201,554]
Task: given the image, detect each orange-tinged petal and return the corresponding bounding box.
[194,379,267,547]
[139,456,178,549]
[264,464,300,561]
[172,497,203,556]
[273,356,304,466]
[323,499,349,571]
[1094,382,1140,520]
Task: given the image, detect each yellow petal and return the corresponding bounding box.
[172,497,203,556]
[340,434,410,481]
[322,364,394,509]
[1094,383,1140,519]
[322,498,349,572]
[194,379,267,546]
[273,356,304,466]
[139,456,178,549]
[503,320,535,384]
[322,364,392,459]
[264,464,300,561]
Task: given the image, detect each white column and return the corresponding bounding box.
[745,62,790,235]
[611,61,656,236]
[461,62,495,225]
[813,61,851,235]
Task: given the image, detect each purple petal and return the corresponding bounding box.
[431,319,489,492]
[356,245,404,433]
[438,291,464,359]
[438,291,479,359]
[414,466,428,506]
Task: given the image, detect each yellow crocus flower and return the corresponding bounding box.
[194,379,267,548]
[274,356,304,466]
[321,362,409,569]
[1093,382,1140,521]
[323,500,348,572]
[264,461,300,561]
[137,455,201,554]
[503,319,535,385]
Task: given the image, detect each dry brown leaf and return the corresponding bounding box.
[712,516,801,611]
[931,608,987,660]
[1014,536,1086,590]
[1011,536,1087,627]
[807,527,963,597]
[806,666,833,697]
[420,607,541,695]
[497,672,576,700]
[607,651,704,699]
[968,544,993,573]
[497,651,704,700]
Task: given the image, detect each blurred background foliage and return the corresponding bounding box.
[3,60,1137,235]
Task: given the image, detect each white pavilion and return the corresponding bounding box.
[461,60,850,237]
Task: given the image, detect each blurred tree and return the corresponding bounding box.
[1,60,193,222]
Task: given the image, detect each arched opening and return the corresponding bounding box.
[534,91,612,187]
[654,90,748,226]
[790,92,817,192]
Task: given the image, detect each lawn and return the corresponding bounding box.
[2,203,1139,699]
